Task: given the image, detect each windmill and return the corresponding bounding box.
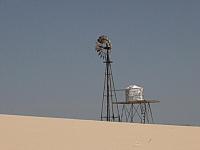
[95,35,120,121]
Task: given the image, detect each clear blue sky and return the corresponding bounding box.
[0,0,200,125]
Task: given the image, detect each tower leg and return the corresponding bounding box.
[148,102,154,123]
[140,103,146,124]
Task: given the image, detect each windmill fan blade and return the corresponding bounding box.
[96,45,100,49]
[97,38,102,43]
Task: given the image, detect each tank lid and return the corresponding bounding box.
[126,85,142,89]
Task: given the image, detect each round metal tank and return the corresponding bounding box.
[125,85,144,101]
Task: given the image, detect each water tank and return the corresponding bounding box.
[125,85,144,101]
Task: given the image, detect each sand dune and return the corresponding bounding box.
[0,114,199,150]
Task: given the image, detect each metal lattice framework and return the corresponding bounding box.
[113,100,159,123]
[95,35,120,121]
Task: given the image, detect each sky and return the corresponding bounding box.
[0,0,200,125]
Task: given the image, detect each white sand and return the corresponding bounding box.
[0,114,199,150]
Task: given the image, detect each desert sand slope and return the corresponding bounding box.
[0,115,199,150]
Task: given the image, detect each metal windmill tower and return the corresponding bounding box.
[95,35,120,121]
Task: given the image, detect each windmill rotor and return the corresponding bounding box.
[95,35,112,60]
